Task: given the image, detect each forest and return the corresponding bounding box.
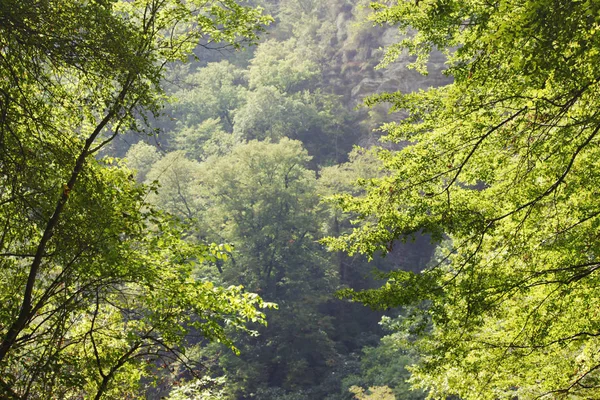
[1,0,599,399]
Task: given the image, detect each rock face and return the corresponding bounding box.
[309,2,452,142]
[346,30,450,104]
[324,4,452,107]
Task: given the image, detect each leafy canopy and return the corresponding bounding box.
[327,1,600,399]
[0,0,272,398]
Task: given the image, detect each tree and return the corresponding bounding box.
[125,142,163,182]
[144,151,205,221]
[0,0,271,397]
[171,118,242,161]
[168,61,248,132]
[319,148,384,285]
[233,87,356,165]
[342,322,424,400]
[198,139,329,293]
[248,38,320,93]
[187,139,341,398]
[349,385,395,400]
[327,1,600,399]
[166,376,228,400]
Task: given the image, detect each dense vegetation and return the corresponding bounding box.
[329,1,600,399]
[3,0,599,399]
[121,2,430,398]
[0,1,272,398]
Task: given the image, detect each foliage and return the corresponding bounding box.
[198,139,331,293]
[166,376,228,400]
[342,327,424,400]
[349,386,395,400]
[168,61,248,132]
[144,139,345,397]
[0,0,271,398]
[318,148,384,198]
[117,0,447,398]
[327,0,600,399]
[125,142,163,182]
[248,38,320,93]
[172,118,241,161]
[272,0,342,57]
[144,151,205,221]
[233,87,355,165]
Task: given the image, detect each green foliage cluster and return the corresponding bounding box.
[157,39,360,167]
[136,136,348,398]
[349,385,395,400]
[343,331,423,400]
[328,0,600,399]
[129,2,429,398]
[166,376,228,400]
[0,0,466,398]
[0,0,274,398]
